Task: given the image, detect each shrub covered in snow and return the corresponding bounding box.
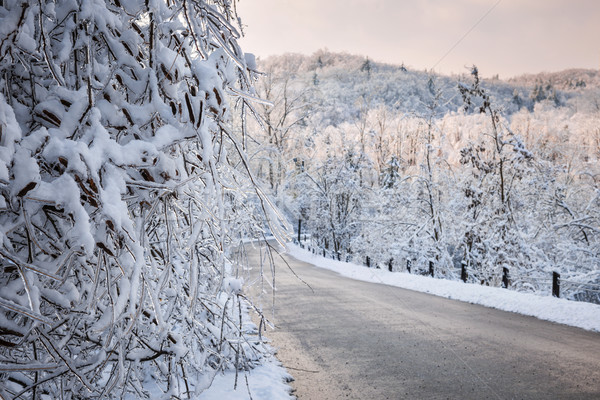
[0,0,284,398]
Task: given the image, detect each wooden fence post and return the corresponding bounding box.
[502,267,509,288]
[388,258,393,272]
[552,271,560,298]
[366,256,371,268]
[461,262,467,283]
[429,261,434,277]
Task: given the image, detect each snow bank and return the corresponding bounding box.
[287,243,600,332]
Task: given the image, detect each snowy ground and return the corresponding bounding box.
[198,355,293,400]
[287,243,600,332]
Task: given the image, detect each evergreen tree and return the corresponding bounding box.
[360,57,372,79]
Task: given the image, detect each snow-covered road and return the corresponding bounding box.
[250,243,600,399]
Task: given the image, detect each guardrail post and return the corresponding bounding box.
[552,271,560,298]
[502,267,509,288]
[366,256,371,268]
[461,262,467,283]
[388,258,393,272]
[429,261,434,277]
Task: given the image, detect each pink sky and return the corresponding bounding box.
[236,0,600,78]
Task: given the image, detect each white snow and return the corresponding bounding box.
[244,53,257,71]
[199,356,293,400]
[287,243,600,332]
[223,277,244,295]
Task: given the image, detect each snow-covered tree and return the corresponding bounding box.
[303,128,364,256]
[457,67,534,285]
[251,57,313,195]
[0,0,283,398]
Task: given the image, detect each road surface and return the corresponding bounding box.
[245,244,600,399]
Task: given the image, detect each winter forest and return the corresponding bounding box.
[246,51,600,302]
[0,0,599,398]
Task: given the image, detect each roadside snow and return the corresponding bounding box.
[287,243,600,332]
[199,355,293,400]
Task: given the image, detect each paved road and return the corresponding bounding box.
[245,244,600,399]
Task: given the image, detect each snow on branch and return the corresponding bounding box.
[0,1,283,398]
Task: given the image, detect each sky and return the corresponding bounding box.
[236,0,600,78]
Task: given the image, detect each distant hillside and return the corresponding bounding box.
[257,51,598,122]
[509,69,600,91]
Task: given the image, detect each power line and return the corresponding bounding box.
[431,0,503,71]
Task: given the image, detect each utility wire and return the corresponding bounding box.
[431,0,503,71]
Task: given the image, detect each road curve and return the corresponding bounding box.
[246,244,600,400]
